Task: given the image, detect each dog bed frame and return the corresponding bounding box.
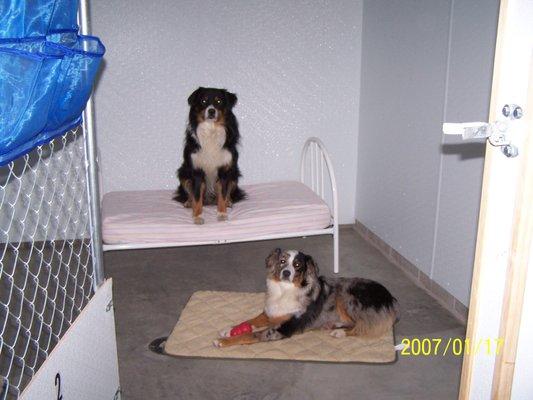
[102,137,340,273]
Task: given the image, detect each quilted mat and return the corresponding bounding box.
[164,291,397,363]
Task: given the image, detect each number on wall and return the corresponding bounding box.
[55,373,63,400]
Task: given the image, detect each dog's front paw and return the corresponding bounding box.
[330,329,347,338]
[213,339,228,348]
[218,327,232,338]
[217,212,228,221]
[193,216,204,225]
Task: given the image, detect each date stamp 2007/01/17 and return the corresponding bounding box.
[399,337,503,357]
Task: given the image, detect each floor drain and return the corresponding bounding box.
[149,336,167,355]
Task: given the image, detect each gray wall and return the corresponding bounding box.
[357,0,499,305]
[90,0,362,224]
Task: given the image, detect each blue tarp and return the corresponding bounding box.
[0,0,105,166]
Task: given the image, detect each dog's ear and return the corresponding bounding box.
[304,255,319,276]
[224,90,238,108]
[265,248,281,268]
[188,87,204,106]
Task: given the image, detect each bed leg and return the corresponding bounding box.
[333,226,339,274]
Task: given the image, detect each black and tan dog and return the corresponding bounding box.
[174,87,245,224]
[213,249,399,347]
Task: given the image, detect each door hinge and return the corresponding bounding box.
[443,104,524,158]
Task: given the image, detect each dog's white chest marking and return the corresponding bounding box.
[265,280,305,318]
[191,122,232,194]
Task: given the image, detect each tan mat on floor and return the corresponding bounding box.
[164,291,396,363]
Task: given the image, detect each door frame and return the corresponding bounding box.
[459,0,533,397]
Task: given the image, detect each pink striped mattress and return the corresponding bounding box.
[102,181,332,245]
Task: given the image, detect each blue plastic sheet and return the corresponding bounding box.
[0,36,105,165]
[0,0,105,165]
[45,36,105,131]
[0,0,104,166]
[0,0,78,39]
[0,41,63,163]
[48,0,79,34]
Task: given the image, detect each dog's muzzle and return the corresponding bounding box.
[280,268,293,281]
[205,106,217,120]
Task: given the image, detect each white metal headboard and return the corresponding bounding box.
[300,137,338,220]
[300,137,339,273]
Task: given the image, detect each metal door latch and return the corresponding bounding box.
[442,104,523,158]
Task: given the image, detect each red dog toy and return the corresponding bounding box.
[230,322,252,336]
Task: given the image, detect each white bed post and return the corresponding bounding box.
[300,138,340,273]
[333,218,339,274]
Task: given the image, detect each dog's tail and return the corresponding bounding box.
[173,185,188,203]
[231,186,247,203]
[353,299,399,338]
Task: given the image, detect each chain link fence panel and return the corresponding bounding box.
[0,128,95,399]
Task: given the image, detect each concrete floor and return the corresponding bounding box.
[105,227,465,400]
